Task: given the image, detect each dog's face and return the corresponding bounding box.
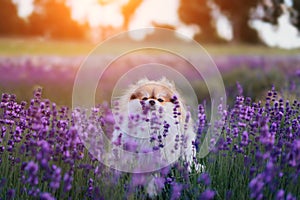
[129,83,176,109]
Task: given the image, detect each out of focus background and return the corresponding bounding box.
[0,0,299,106]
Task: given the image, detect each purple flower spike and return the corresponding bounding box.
[199,189,215,200]
[249,174,264,200]
[198,172,211,186]
[40,192,55,200]
[6,189,15,199]
[154,177,165,193]
[50,165,61,190]
[236,81,243,96]
[276,189,285,200]
[24,161,39,186]
[171,182,183,200]
[241,131,249,146]
[286,193,297,200]
[131,174,147,187]
[63,171,73,192]
[25,161,39,175]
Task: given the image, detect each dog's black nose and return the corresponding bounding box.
[149,100,155,106]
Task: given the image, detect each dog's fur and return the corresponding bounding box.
[111,77,202,196]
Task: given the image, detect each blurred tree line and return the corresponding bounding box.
[0,0,299,43]
[0,0,86,39]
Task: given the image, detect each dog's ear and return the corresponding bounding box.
[159,77,176,90]
[123,78,148,99]
[136,77,150,86]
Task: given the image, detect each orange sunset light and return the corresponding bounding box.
[68,0,130,27]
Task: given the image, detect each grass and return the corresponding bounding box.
[0,37,94,56]
[0,37,300,56]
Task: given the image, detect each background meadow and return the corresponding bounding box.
[1,0,300,199]
[0,40,299,200]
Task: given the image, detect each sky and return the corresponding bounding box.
[12,0,300,49]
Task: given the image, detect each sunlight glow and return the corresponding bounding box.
[284,0,293,7]
[128,0,199,40]
[251,12,300,49]
[210,3,233,41]
[216,16,233,41]
[13,0,34,18]
[67,0,127,27]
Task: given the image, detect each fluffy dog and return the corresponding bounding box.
[111,77,202,195]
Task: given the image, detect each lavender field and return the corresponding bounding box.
[1,54,299,106]
[0,53,300,199]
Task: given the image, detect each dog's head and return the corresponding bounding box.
[129,83,176,107]
[115,77,186,122]
[126,78,180,109]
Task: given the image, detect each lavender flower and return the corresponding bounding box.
[6,189,15,199]
[198,172,211,186]
[171,182,183,200]
[63,171,73,192]
[24,161,39,185]
[199,189,215,200]
[131,173,147,187]
[276,189,285,200]
[49,165,61,190]
[154,177,165,193]
[40,192,55,200]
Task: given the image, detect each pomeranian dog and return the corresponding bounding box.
[111,77,203,196]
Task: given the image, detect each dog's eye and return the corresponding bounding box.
[157,98,164,102]
[130,94,137,100]
[142,97,148,101]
